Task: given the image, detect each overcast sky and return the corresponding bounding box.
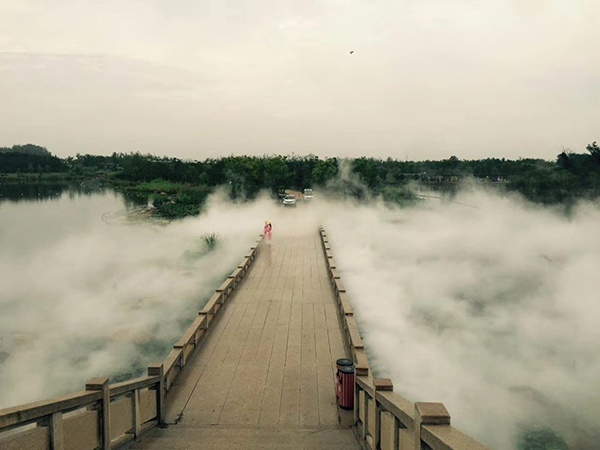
[0,0,598,160]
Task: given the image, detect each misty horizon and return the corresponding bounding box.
[1,141,594,163]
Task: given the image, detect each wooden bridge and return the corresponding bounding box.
[0,228,488,450]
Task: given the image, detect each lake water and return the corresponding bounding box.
[0,183,253,409]
[0,183,149,252]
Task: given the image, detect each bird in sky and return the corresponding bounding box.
[350,51,354,54]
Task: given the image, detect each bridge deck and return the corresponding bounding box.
[132,234,358,449]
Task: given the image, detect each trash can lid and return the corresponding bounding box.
[336,358,353,366]
[339,366,354,374]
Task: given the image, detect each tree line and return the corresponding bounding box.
[0,144,68,174]
[1,142,599,206]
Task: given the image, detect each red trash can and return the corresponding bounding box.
[338,366,355,409]
[335,358,353,398]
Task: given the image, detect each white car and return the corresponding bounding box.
[303,189,314,201]
[282,194,297,207]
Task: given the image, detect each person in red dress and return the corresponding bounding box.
[263,221,272,240]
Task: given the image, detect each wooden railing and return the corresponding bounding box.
[319,228,489,450]
[0,375,161,450]
[0,237,262,450]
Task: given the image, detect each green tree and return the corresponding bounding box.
[263,156,291,192]
[556,151,571,170]
[587,141,600,165]
[311,159,337,185]
[491,167,500,181]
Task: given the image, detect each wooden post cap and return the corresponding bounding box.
[373,378,394,391]
[415,402,451,425]
[147,363,164,376]
[355,364,369,376]
[85,377,109,390]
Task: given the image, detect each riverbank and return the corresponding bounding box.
[114,179,211,219]
[0,174,211,220]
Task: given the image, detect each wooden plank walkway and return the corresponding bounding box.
[131,233,358,449]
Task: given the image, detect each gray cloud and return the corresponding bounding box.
[1,0,598,159]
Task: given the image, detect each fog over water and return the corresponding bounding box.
[1,185,599,449]
[324,190,600,449]
[0,188,265,408]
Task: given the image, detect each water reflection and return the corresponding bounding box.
[0,182,148,209]
[0,182,67,203]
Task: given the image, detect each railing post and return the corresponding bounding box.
[49,412,64,450]
[373,378,393,450]
[392,416,400,450]
[173,343,186,366]
[198,311,209,330]
[148,363,165,426]
[414,402,450,450]
[354,380,360,429]
[363,392,369,445]
[354,383,369,445]
[86,377,110,450]
[132,389,142,439]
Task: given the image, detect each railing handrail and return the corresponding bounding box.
[109,375,160,398]
[174,314,209,349]
[163,347,184,380]
[422,424,489,450]
[376,389,415,430]
[0,390,102,430]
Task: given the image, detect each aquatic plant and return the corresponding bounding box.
[519,427,567,450]
[201,232,222,253]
